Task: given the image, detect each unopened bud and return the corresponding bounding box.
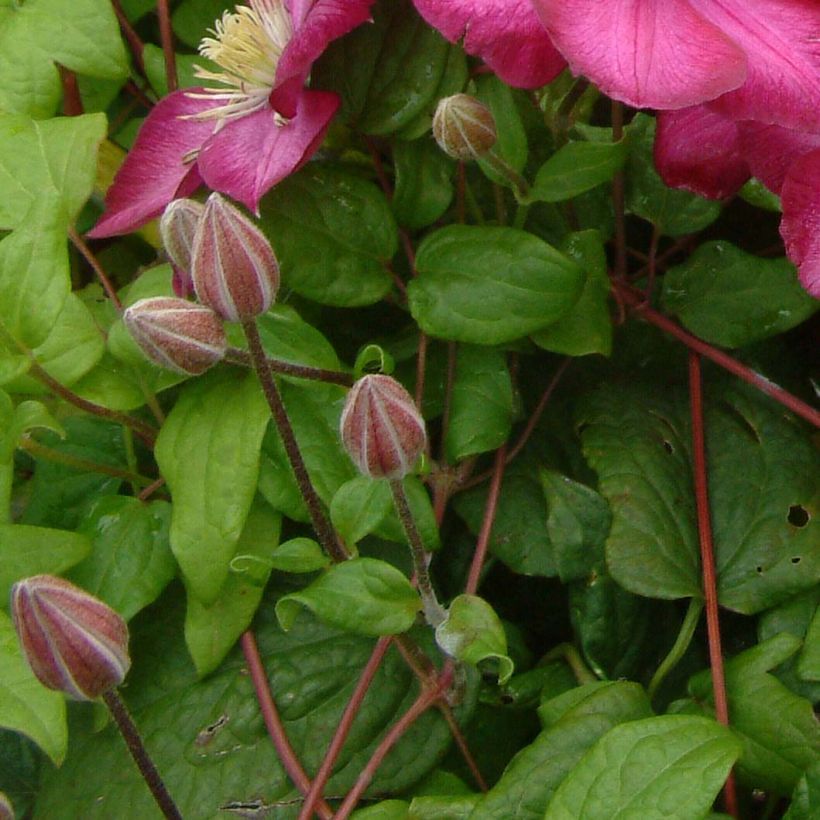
[11,575,131,701]
[433,94,497,161]
[160,199,204,297]
[340,374,427,479]
[124,296,227,375]
[191,193,280,322]
[0,792,14,820]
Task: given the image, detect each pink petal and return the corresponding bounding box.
[196,90,339,213]
[88,92,214,238]
[654,106,749,199]
[273,0,376,118]
[780,147,820,298]
[413,0,565,88]
[737,121,820,195]
[533,0,746,109]
[692,0,820,134]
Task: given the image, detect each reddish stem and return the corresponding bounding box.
[437,701,488,792]
[298,637,393,820]
[611,102,627,279]
[415,332,429,411]
[69,227,123,310]
[155,0,178,93]
[240,632,334,820]
[465,444,507,595]
[59,67,83,116]
[688,354,737,818]
[137,477,166,501]
[333,670,453,819]
[614,281,820,429]
[110,0,145,74]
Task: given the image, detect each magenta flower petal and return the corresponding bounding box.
[780,148,820,298]
[273,0,376,117]
[413,0,565,89]
[196,89,339,213]
[88,92,215,238]
[654,106,749,199]
[533,0,746,109]
[692,0,820,134]
[737,122,820,196]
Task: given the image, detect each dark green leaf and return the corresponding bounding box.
[661,242,818,348]
[392,139,454,230]
[155,370,271,604]
[529,140,627,203]
[260,165,396,306]
[276,558,420,637]
[171,0,231,47]
[409,225,584,344]
[784,762,820,820]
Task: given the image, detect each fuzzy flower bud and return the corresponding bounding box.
[340,374,427,479]
[160,199,204,297]
[124,296,227,375]
[11,575,131,701]
[432,94,497,162]
[0,792,13,820]
[191,193,280,322]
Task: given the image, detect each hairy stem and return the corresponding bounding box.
[155,0,177,93]
[68,227,122,310]
[224,347,353,386]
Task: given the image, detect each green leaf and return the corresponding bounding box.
[784,762,820,820]
[69,497,175,622]
[541,470,610,583]
[409,225,584,344]
[435,595,514,684]
[0,524,90,601]
[444,345,513,462]
[577,383,701,599]
[268,537,330,573]
[0,611,66,765]
[475,74,528,186]
[260,164,397,306]
[142,43,218,96]
[0,0,127,118]
[353,801,409,819]
[472,682,652,820]
[185,500,282,677]
[21,417,127,530]
[531,230,613,357]
[276,557,420,637]
[392,139,454,230]
[688,634,820,795]
[155,370,271,604]
[797,605,820,682]
[0,399,63,463]
[661,242,818,348]
[543,715,740,819]
[529,139,627,203]
[454,462,556,577]
[625,114,721,236]
[171,0,230,47]
[35,594,477,817]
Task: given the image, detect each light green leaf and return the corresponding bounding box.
[0,611,66,765]
[0,0,126,118]
[436,595,513,684]
[155,370,271,604]
[529,139,627,203]
[268,537,330,573]
[661,242,818,348]
[409,225,584,344]
[543,715,740,819]
[70,497,175,622]
[0,524,90,602]
[0,399,63,462]
[260,164,397,306]
[445,345,513,462]
[185,500,282,676]
[276,557,420,637]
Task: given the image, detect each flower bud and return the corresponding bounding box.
[11,575,131,701]
[340,374,427,479]
[191,193,280,322]
[160,199,204,298]
[124,296,227,375]
[432,94,497,162]
[0,792,14,820]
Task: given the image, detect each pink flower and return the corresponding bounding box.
[411,0,565,89]
[90,0,375,238]
[533,0,820,127]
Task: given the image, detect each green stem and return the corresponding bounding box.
[0,463,11,524]
[242,319,349,563]
[542,643,597,686]
[512,203,530,230]
[389,478,445,628]
[648,598,703,699]
[484,152,529,201]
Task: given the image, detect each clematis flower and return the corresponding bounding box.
[411,0,565,89]
[533,0,820,127]
[90,0,375,238]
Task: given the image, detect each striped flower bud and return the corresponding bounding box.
[0,792,13,820]
[160,199,204,297]
[124,296,227,375]
[433,94,497,162]
[11,575,131,702]
[191,193,280,322]
[340,374,427,479]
